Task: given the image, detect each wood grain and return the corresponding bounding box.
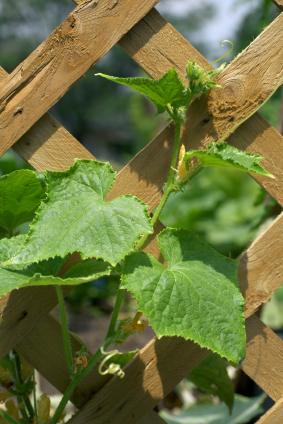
[240,212,283,318]
[120,9,283,206]
[0,67,93,171]
[256,398,283,423]
[65,315,283,423]
[242,315,283,402]
[16,314,166,423]
[0,0,158,155]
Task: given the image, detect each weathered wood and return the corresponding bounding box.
[65,315,283,423]
[242,316,283,402]
[19,313,283,409]
[256,398,283,423]
[120,9,283,206]
[68,337,207,424]
[240,212,283,317]
[16,314,164,424]
[16,314,108,408]
[0,66,93,171]
[0,0,158,156]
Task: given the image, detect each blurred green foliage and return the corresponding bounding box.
[161,168,276,257]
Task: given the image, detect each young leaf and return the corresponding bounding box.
[121,229,245,363]
[6,160,152,268]
[96,69,187,114]
[184,142,273,177]
[189,353,234,412]
[0,170,44,236]
[0,235,111,299]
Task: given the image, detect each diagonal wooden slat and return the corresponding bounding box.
[242,316,283,402]
[119,9,283,206]
[240,212,283,317]
[0,67,93,172]
[65,315,283,424]
[273,0,283,10]
[0,0,159,156]
[16,312,283,416]
[256,398,283,423]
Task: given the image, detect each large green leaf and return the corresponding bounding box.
[122,229,245,363]
[189,354,234,412]
[160,395,265,424]
[184,143,273,177]
[0,169,44,235]
[96,69,187,113]
[6,160,152,267]
[0,235,110,299]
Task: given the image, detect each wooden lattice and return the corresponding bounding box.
[0,0,283,422]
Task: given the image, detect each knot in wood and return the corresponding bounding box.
[219,75,246,105]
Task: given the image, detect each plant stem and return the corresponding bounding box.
[55,286,74,376]
[49,348,104,424]
[11,350,34,422]
[32,370,38,424]
[105,288,125,342]
[136,118,182,250]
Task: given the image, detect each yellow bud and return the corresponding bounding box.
[177,144,188,180]
[38,394,51,422]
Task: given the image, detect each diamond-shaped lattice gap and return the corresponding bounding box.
[50,44,165,165]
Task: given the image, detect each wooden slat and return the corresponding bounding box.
[16,314,107,408]
[0,0,158,156]
[68,338,208,424]
[0,65,93,171]
[64,315,283,423]
[242,315,283,402]
[19,313,283,406]
[239,212,283,318]
[256,398,283,423]
[273,0,283,10]
[120,9,283,206]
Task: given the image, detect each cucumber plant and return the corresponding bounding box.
[0,61,272,423]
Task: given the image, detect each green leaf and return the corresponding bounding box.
[0,169,44,235]
[6,160,152,268]
[0,235,110,299]
[96,69,187,114]
[122,229,245,363]
[160,394,265,424]
[189,354,234,412]
[184,142,273,177]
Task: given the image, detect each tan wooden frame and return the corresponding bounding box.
[0,0,283,422]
